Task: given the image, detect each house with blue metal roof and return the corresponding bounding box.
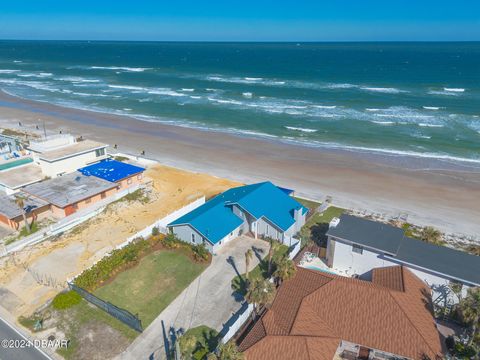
[168,181,308,253]
[78,159,145,189]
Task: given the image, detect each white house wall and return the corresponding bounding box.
[329,238,470,304]
[35,150,107,177]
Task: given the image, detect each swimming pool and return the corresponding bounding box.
[0,157,33,171]
[305,265,337,275]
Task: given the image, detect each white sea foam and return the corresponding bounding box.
[90,66,151,72]
[418,123,444,128]
[313,105,336,109]
[189,95,202,99]
[444,88,465,92]
[181,88,194,92]
[365,108,381,112]
[360,87,406,94]
[242,92,253,98]
[371,120,395,125]
[17,73,52,78]
[108,84,146,91]
[428,90,459,96]
[422,106,441,110]
[324,83,357,89]
[148,89,185,97]
[123,108,132,111]
[57,76,100,83]
[285,126,317,133]
[0,70,20,74]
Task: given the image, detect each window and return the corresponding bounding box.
[73,203,78,210]
[101,192,106,199]
[191,233,196,243]
[137,174,143,180]
[85,198,91,204]
[352,244,363,254]
[95,148,105,157]
[230,232,233,236]
[127,178,133,185]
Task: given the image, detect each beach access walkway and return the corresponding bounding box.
[119,235,269,360]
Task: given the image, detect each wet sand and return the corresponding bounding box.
[0,91,479,236]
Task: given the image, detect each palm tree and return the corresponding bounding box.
[245,277,276,316]
[458,287,480,347]
[267,238,280,275]
[217,341,244,360]
[14,195,31,234]
[273,257,296,286]
[178,333,198,359]
[244,249,253,282]
[420,226,443,245]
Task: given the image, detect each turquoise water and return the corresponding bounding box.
[0,41,479,163]
[0,157,33,171]
[305,265,337,275]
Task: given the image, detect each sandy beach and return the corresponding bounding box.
[1,90,479,237]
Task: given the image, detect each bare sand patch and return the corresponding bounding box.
[0,164,241,317]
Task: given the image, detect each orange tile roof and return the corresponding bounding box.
[372,266,404,291]
[240,266,443,360]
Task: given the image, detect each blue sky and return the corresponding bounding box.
[0,0,479,41]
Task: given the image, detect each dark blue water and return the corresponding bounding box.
[0,41,479,162]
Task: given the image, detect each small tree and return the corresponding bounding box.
[244,249,253,282]
[266,238,280,275]
[14,195,31,234]
[217,342,244,360]
[458,287,480,347]
[245,277,276,316]
[273,257,296,286]
[420,226,443,245]
[179,333,198,359]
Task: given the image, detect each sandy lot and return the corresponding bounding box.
[0,164,241,318]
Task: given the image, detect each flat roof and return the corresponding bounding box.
[78,159,145,182]
[326,214,404,255]
[394,237,480,286]
[22,171,117,208]
[35,140,107,162]
[0,193,49,219]
[0,163,44,189]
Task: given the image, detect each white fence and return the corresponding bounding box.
[288,239,301,260]
[221,303,254,344]
[122,196,205,245]
[1,185,141,256]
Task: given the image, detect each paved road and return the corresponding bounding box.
[119,236,269,360]
[0,316,51,360]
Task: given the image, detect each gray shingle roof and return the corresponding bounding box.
[0,193,48,219]
[326,214,404,255]
[327,214,480,286]
[395,237,480,286]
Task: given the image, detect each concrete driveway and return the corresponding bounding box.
[119,235,269,360]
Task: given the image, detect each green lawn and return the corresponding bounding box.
[231,244,289,295]
[94,250,208,327]
[293,196,321,211]
[299,206,345,247]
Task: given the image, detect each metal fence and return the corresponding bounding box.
[68,282,143,333]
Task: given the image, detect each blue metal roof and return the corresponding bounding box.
[78,159,145,183]
[168,181,307,244]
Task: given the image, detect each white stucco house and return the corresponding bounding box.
[325,214,480,306]
[167,181,307,253]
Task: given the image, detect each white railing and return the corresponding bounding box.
[221,303,254,344]
[288,239,301,260]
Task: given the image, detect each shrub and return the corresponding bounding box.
[163,233,181,249]
[52,291,82,310]
[192,244,209,261]
[151,226,160,236]
[193,347,209,360]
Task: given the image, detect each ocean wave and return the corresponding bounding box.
[108,84,146,91]
[148,89,185,97]
[205,75,286,86]
[285,126,318,133]
[360,87,407,94]
[418,123,444,128]
[365,108,381,112]
[422,106,441,110]
[371,120,395,125]
[242,92,253,98]
[17,72,52,78]
[181,88,195,92]
[57,76,100,83]
[90,66,151,72]
[0,70,20,74]
[444,88,465,92]
[428,90,460,97]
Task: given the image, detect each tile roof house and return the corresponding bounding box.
[238,266,444,360]
[325,214,480,305]
[168,182,308,253]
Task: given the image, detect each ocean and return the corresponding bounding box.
[0,41,479,163]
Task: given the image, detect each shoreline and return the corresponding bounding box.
[0,90,479,237]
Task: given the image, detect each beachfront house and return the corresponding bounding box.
[22,171,118,217]
[167,181,307,253]
[28,134,108,177]
[0,193,50,231]
[325,214,480,305]
[78,159,145,189]
[238,266,443,360]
